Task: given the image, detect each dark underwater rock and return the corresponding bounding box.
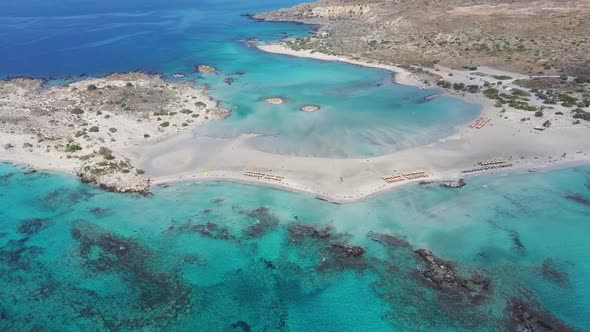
[17,218,54,235]
[367,231,412,248]
[330,243,366,257]
[414,249,491,303]
[230,320,251,332]
[224,77,235,85]
[260,257,276,269]
[505,298,575,332]
[565,193,590,207]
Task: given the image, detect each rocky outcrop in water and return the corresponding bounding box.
[330,242,365,257]
[287,224,335,242]
[414,249,491,303]
[440,179,466,189]
[195,64,217,74]
[505,298,575,332]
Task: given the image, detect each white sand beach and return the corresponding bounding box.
[2,46,590,201]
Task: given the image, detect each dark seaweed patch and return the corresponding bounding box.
[88,207,109,216]
[509,231,526,254]
[260,257,276,269]
[70,221,192,328]
[0,237,45,271]
[242,208,279,238]
[539,258,570,287]
[175,221,235,241]
[41,187,95,211]
[17,218,54,235]
[0,172,15,182]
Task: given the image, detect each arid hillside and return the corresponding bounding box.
[254,0,590,76]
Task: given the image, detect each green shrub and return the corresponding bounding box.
[64,143,82,153]
[71,107,84,115]
[89,126,99,132]
[109,127,117,133]
[160,121,170,127]
[87,84,98,91]
[492,75,512,80]
[483,88,499,99]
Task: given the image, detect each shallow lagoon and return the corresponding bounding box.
[1,0,479,157]
[1,163,589,330]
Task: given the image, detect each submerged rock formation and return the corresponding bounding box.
[367,231,411,248]
[505,298,576,332]
[242,207,280,238]
[414,249,491,303]
[195,64,217,74]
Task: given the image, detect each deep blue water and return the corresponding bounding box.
[0,0,479,157]
[1,163,589,330]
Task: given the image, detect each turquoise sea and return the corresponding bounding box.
[1,163,589,330]
[1,0,589,330]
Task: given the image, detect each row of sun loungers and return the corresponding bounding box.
[244,171,284,182]
[382,170,429,183]
[461,160,513,174]
[478,158,508,166]
[469,117,491,129]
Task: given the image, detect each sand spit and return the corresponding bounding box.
[2,47,590,202]
[137,45,590,203]
[300,105,320,112]
[264,97,286,105]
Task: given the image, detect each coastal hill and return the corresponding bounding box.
[253,0,590,77]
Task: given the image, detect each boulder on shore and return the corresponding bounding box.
[440,179,466,188]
